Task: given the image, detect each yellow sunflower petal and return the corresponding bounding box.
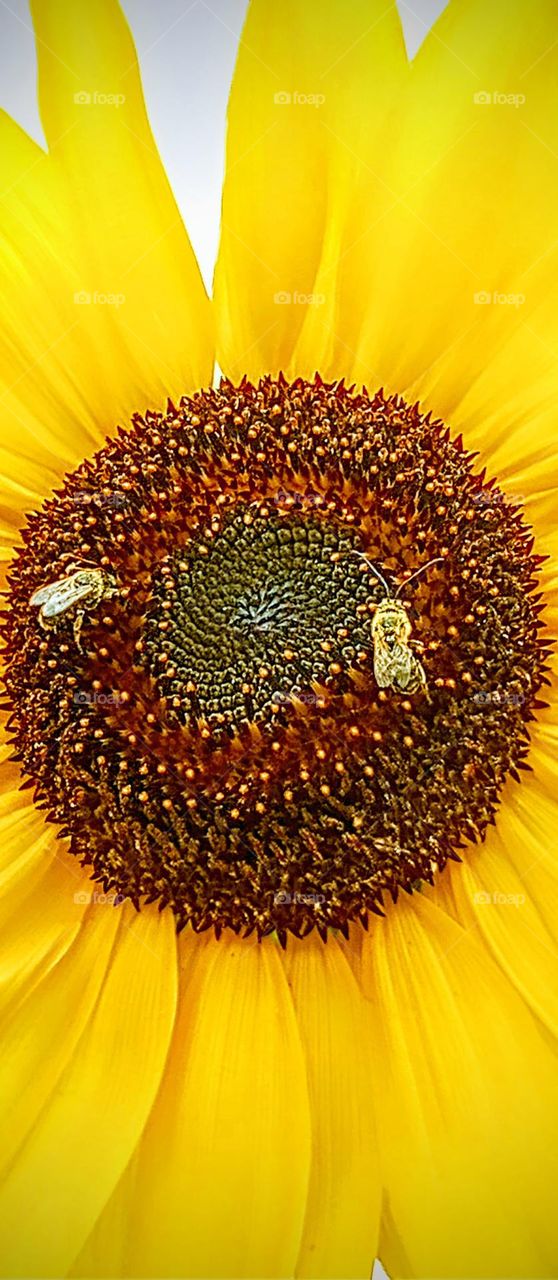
[215,0,558,444]
[449,288,558,483]
[0,113,112,468]
[112,932,311,1279]
[0,774,49,875]
[0,109,178,494]
[0,904,121,1192]
[0,903,178,1280]
[360,894,558,1278]
[0,442,62,528]
[0,808,90,1017]
[344,1,558,404]
[68,1150,140,1279]
[30,0,213,402]
[0,1,212,489]
[427,827,558,1042]
[281,933,381,1279]
[214,0,408,381]
[497,771,558,947]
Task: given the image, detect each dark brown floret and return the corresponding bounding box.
[1,376,551,941]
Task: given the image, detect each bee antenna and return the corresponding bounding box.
[349,551,390,595]
[394,557,445,597]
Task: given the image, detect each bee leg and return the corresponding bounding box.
[73,611,85,650]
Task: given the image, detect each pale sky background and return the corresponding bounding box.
[0,3,449,1276]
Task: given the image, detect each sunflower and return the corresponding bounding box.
[1,0,558,1277]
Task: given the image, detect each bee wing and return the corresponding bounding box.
[394,647,426,692]
[30,574,92,618]
[373,640,396,689]
[29,580,64,608]
[373,640,426,692]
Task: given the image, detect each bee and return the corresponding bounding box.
[29,560,118,650]
[353,553,444,694]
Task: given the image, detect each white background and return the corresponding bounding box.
[0,2,449,1276]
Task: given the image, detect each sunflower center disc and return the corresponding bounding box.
[143,511,370,731]
[3,377,550,942]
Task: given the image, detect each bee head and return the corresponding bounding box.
[371,598,412,643]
